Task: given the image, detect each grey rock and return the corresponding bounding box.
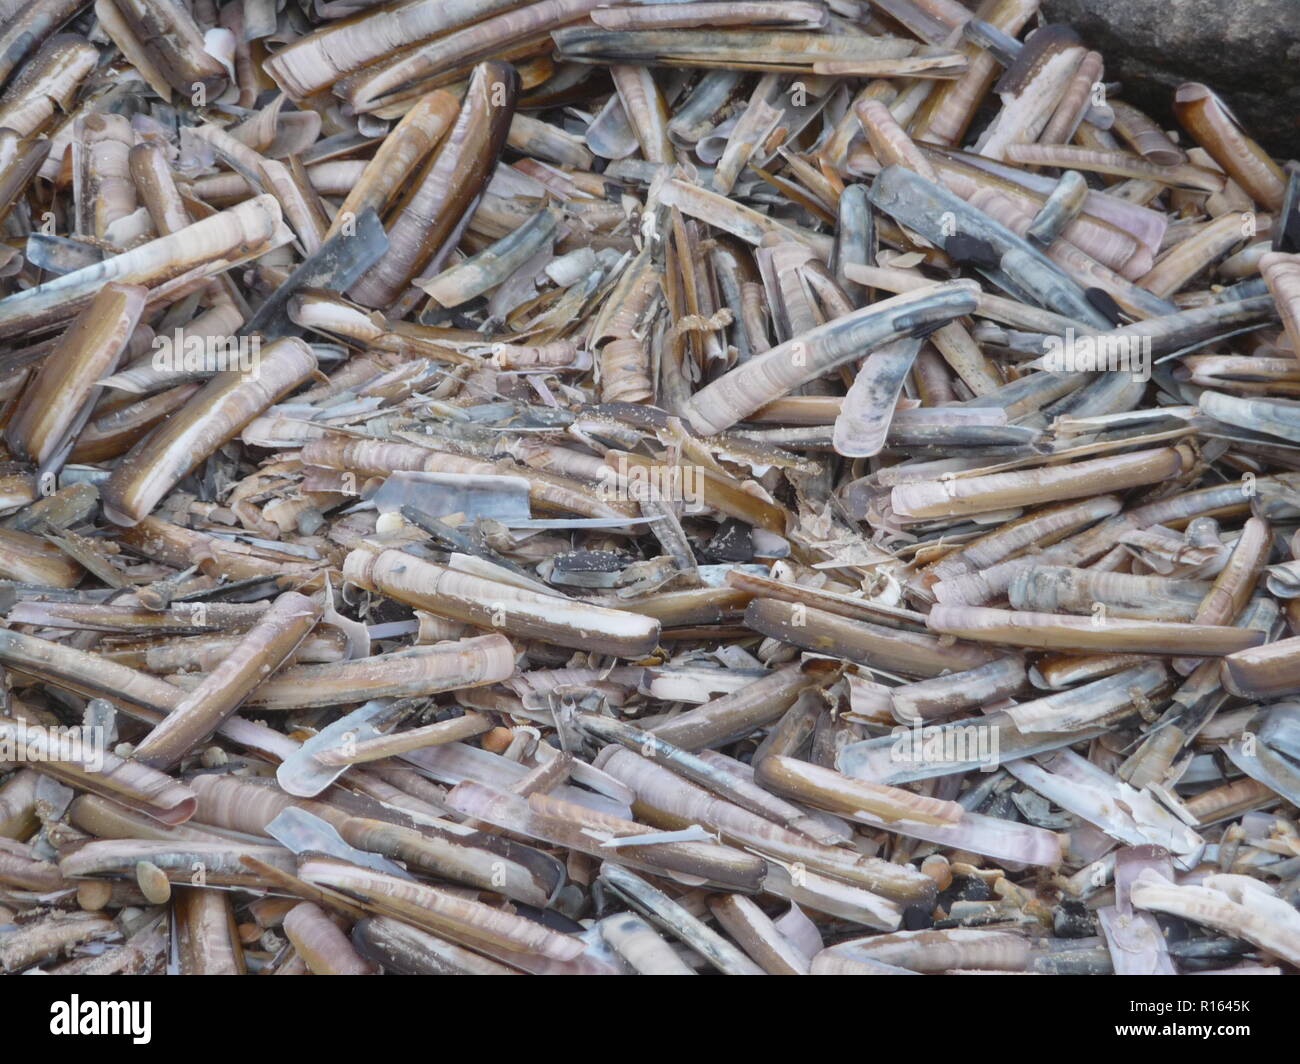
[1042,0,1300,159]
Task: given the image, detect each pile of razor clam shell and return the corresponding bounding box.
[3,0,1300,978]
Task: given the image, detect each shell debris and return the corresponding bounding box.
[0,0,1297,980]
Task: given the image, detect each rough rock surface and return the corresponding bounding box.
[1043,0,1300,159]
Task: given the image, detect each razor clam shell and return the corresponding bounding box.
[225,634,518,710]
[1097,846,1177,975]
[59,839,295,885]
[746,598,997,677]
[755,753,965,825]
[1005,749,1204,869]
[1173,83,1286,212]
[1008,565,1211,621]
[352,916,522,975]
[845,800,1064,869]
[5,283,146,468]
[348,61,517,306]
[275,699,403,798]
[598,912,695,974]
[419,206,560,307]
[1259,702,1300,762]
[818,928,1033,974]
[343,544,660,657]
[131,591,322,769]
[868,165,1111,328]
[596,746,939,901]
[298,857,586,962]
[101,337,317,526]
[668,69,743,145]
[598,860,765,974]
[1003,661,1169,733]
[1131,872,1300,967]
[0,910,117,973]
[647,660,837,750]
[444,779,766,890]
[554,28,964,75]
[0,527,83,587]
[1222,725,1300,808]
[267,809,414,881]
[1200,390,1300,445]
[339,814,564,906]
[239,206,390,340]
[890,656,1027,722]
[264,0,527,99]
[836,710,1106,785]
[284,901,378,975]
[833,337,924,457]
[708,893,810,974]
[0,195,293,339]
[405,741,634,819]
[684,280,979,435]
[0,720,198,825]
[926,603,1263,656]
[576,712,847,840]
